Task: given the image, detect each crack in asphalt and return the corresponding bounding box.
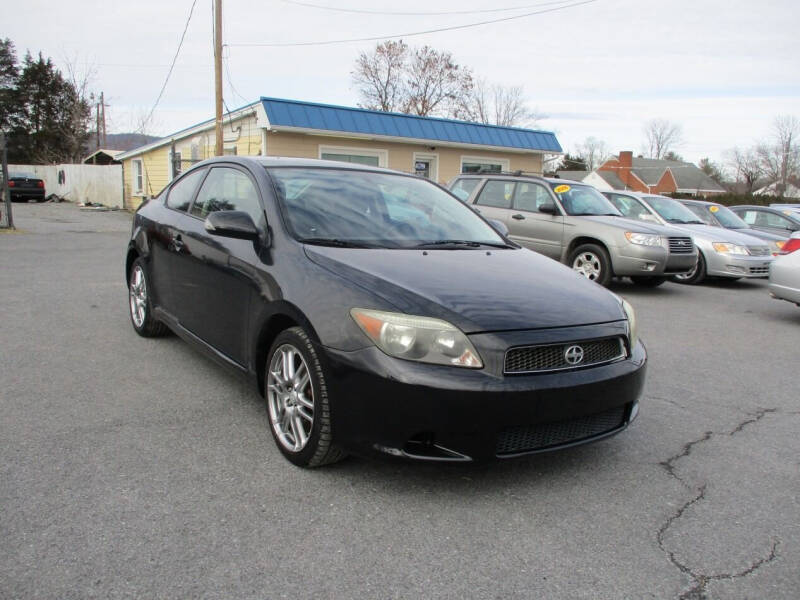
[656,408,780,598]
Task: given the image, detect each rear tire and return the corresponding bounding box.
[569,243,612,287]
[265,326,347,468]
[672,252,706,285]
[128,258,169,337]
[630,276,666,287]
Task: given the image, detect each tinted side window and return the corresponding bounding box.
[475,180,514,209]
[166,168,206,211]
[739,210,757,225]
[513,182,553,213]
[190,167,263,223]
[450,178,479,202]
[760,211,793,229]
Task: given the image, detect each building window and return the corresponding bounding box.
[133,159,144,194]
[461,156,509,174]
[319,145,387,167]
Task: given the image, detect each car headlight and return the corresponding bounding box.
[712,242,749,255]
[350,308,483,368]
[625,232,662,246]
[773,240,785,255]
[621,298,638,349]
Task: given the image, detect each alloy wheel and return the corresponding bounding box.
[129,265,147,328]
[267,344,315,452]
[572,252,602,281]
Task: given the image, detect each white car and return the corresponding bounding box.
[769,232,800,307]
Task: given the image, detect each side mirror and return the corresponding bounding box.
[488,218,509,237]
[539,203,558,215]
[205,210,260,240]
[641,213,660,223]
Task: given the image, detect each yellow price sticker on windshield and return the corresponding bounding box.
[709,205,720,213]
[784,210,794,216]
[554,184,571,194]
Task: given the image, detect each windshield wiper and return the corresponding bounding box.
[569,212,619,216]
[298,237,378,248]
[415,239,512,249]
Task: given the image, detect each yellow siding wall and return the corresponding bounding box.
[122,146,170,210]
[264,131,542,184]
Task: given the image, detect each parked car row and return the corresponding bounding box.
[447,173,782,287]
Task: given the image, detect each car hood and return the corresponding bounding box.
[664,223,769,246]
[304,246,626,334]
[728,227,787,242]
[572,215,669,234]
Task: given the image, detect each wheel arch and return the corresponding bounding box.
[253,302,322,397]
[565,236,612,265]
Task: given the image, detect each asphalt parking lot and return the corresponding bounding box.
[1,202,798,599]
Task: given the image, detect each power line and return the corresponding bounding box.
[228,0,599,47]
[138,0,199,196]
[140,0,199,133]
[280,0,575,17]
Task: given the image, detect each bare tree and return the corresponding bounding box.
[726,147,763,195]
[756,115,799,196]
[643,118,683,159]
[351,40,408,112]
[575,136,610,171]
[403,46,472,117]
[453,77,540,127]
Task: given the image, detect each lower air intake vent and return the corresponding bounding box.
[496,405,627,455]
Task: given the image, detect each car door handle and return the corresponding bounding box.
[511,214,526,220]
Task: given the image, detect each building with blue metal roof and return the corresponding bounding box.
[117,98,562,210]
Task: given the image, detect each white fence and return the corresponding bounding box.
[9,163,123,208]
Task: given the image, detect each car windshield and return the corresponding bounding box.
[549,182,622,216]
[644,196,704,224]
[706,204,749,228]
[267,167,509,249]
[684,203,717,225]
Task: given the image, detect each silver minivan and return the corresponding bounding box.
[604,191,773,284]
[448,174,697,287]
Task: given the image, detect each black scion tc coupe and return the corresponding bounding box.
[126,157,646,467]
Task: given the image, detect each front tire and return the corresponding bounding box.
[265,327,346,468]
[569,243,612,286]
[672,252,706,285]
[128,257,169,337]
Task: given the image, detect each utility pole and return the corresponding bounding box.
[95,92,107,151]
[100,92,107,148]
[214,0,223,157]
[1,132,13,229]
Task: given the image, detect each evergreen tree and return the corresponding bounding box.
[1,45,91,164]
[0,38,19,131]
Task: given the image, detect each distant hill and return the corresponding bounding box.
[86,133,160,154]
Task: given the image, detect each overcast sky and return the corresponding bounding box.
[6,0,799,165]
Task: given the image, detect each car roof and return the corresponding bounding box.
[679,198,717,206]
[454,172,548,181]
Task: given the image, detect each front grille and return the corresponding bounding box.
[504,337,625,374]
[668,237,694,254]
[748,266,769,275]
[496,406,627,455]
[748,246,770,257]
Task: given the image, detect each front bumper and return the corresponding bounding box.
[613,244,696,276]
[320,325,646,462]
[705,252,774,278]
